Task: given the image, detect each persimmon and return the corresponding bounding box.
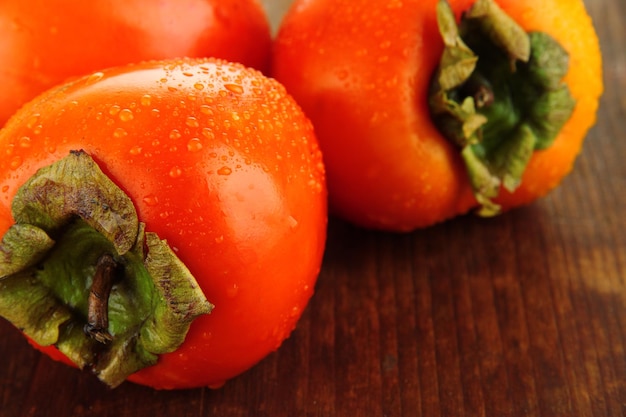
[0,58,327,389]
[0,0,272,126]
[272,0,603,231]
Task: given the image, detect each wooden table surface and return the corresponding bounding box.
[1,0,624,416]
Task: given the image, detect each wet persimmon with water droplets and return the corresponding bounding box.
[0,0,272,126]
[272,0,603,231]
[0,57,327,389]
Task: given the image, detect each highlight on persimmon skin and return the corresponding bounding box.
[272,0,603,231]
[0,0,272,126]
[0,57,327,390]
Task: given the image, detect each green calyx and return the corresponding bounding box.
[429,0,576,215]
[0,150,213,388]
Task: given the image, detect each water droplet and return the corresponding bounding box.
[288,216,298,228]
[169,129,182,140]
[1,185,9,193]
[194,82,205,90]
[44,140,56,153]
[186,116,199,128]
[113,127,127,138]
[201,128,215,140]
[169,166,182,178]
[18,136,31,148]
[200,105,213,116]
[187,138,203,152]
[143,195,159,206]
[26,114,40,129]
[308,178,323,193]
[109,105,121,116]
[140,95,152,106]
[385,77,399,88]
[182,71,194,77]
[387,0,403,8]
[9,156,22,170]
[119,109,134,122]
[217,166,232,176]
[129,146,142,156]
[224,84,244,94]
[86,72,104,84]
[227,283,239,298]
[151,108,160,117]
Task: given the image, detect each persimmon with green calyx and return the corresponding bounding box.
[0,150,214,387]
[272,0,603,231]
[0,0,272,126]
[0,57,327,389]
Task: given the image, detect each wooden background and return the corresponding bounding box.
[1,0,624,415]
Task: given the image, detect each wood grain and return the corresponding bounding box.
[1,0,625,415]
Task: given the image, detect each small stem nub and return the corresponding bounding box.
[461,74,495,109]
[84,253,118,344]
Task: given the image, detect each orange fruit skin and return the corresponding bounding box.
[0,0,272,126]
[272,0,603,231]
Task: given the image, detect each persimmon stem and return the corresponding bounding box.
[461,74,494,109]
[84,253,118,344]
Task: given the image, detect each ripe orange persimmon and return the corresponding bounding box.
[0,0,272,126]
[0,58,327,389]
[272,0,603,231]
